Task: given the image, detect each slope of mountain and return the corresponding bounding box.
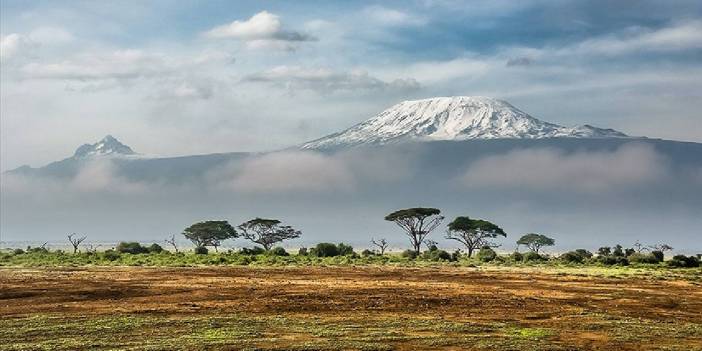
[301,96,628,149]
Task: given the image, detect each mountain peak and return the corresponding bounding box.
[73,135,136,158]
[301,96,628,149]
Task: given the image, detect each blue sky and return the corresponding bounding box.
[2,0,702,170]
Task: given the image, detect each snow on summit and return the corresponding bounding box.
[301,96,628,149]
[73,135,137,158]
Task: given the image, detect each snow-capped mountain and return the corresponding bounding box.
[301,96,628,149]
[72,135,136,158]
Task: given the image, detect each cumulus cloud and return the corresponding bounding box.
[204,11,315,51]
[244,66,420,94]
[460,143,669,192]
[212,151,354,193]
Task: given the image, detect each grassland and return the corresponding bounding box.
[1,262,701,350]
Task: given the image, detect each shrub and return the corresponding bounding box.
[337,243,355,256]
[560,251,585,264]
[240,247,265,255]
[269,247,289,256]
[147,243,164,253]
[361,249,376,257]
[628,253,660,264]
[668,255,700,268]
[27,246,49,254]
[194,246,209,255]
[12,248,25,255]
[510,251,523,262]
[103,249,120,261]
[477,247,497,262]
[524,251,546,262]
[574,249,593,259]
[451,249,462,262]
[422,249,452,261]
[650,250,664,262]
[298,247,308,256]
[312,243,339,257]
[401,249,419,259]
[598,255,629,266]
[116,242,149,254]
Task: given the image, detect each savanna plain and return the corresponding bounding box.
[1,259,701,351]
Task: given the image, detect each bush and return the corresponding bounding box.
[668,255,700,268]
[27,246,49,254]
[401,249,419,260]
[12,248,25,255]
[240,247,265,255]
[337,243,355,256]
[574,249,593,259]
[147,243,164,253]
[116,242,149,254]
[477,247,497,262]
[194,246,209,255]
[298,247,308,256]
[628,253,661,264]
[312,243,339,257]
[560,251,585,264]
[650,250,664,262]
[598,255,629,266]
[451,249,462,262]
[422,248,452,261]
[103,249,120,261]
[524,251,546,262]
[509,251,523,262]
[361,249,376,257]
[269,247,289,256]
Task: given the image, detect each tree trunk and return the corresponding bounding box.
[467,247,474,258]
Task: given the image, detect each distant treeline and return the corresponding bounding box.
[2,207,700,268]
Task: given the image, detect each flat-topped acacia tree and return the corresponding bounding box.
[385,208,444,253]
[182,220,237,252]
[445,216,506,258]
[237,218,302,251]
[517,233,555,254]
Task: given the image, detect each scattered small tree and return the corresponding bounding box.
[165,234,179,253]
[237,218,301,251]
[182,221,237,251]
[649,244,673,253]
[633,241,648,253]
[516,233,555,254]
[445,216,506,258]
[424,239,439,251]
[67,233,87,254]
[384,208,444,254]
[370,238,389,255]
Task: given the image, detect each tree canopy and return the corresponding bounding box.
[385,207,444,253]
[517,233,555,253]
[237,218,301,250]
[445,216,506,257]
[182,221,237,250]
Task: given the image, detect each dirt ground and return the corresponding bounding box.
[1,266,701,350]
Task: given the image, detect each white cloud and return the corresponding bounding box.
[28,27,74,45]
[1,33,34,60]
[244,65,420,94]
[564,20,702,56]
[363,6,427,26]
[204,11,315,51]
[215,151,354,193]
[460,143,668,192]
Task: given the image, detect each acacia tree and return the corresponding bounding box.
[371,238,389,255]
[237,218,301,251]
[67,233,87,254]
[445,216,506,258]
[384,208,444,253]
[182,221,237,252]
[517,233,555,254]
